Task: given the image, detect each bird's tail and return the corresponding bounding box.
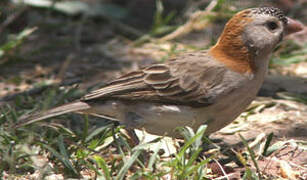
[16,101,91,128]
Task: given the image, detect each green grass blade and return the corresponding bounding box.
[41,142,78,176]
[85,124,112,143]
[239,134,261,179]
[57,135,79,176]
[116,150,142,180]
[93,155,111,180]
[82,115,89,144]
[262,132,273,156]
[147,142,162,171]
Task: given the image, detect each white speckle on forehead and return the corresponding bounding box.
[251,7,287,24]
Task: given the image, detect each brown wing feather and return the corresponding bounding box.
[82,52,226,106]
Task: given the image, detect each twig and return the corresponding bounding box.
[108,18,144,38]
[213,158,230,180]
[159,0,218,41]
[0,78,81,102]
[0,6,28,34]
[74,15,88,51]
[56,54,74,81]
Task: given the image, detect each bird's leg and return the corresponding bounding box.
[125,128,140,146]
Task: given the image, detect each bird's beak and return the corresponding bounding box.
[285,17,304,36]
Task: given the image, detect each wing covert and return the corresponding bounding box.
[82,53,227,106]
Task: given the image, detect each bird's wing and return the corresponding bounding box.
[82,53,228,107]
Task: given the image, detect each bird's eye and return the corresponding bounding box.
[266,21,278,31]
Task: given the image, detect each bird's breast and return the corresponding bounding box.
[199,70,266,134]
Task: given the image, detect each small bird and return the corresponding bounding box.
[17,7,303,138]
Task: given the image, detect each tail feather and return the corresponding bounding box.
[16,101,91,127]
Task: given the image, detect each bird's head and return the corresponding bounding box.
[210,7,303,74]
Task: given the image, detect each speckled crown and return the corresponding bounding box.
[252,7,288,24]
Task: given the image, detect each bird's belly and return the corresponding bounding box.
[127,104,208,137]
[88,101,207,137]
[92,93,256,137]
[131,86,259,137]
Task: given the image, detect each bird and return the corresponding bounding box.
[17,7,303,138]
